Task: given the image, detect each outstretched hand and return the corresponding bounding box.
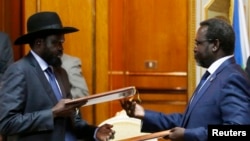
[120,99,145,119]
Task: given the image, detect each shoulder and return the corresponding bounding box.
[0,32,8,38]
[61,54,81,69]
[7,56,34,72]
[216,64,250,89]
[0,32,11,43]
[61,54,80,62]
[0,32,11,49]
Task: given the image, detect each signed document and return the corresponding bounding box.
[118,130,170,141]
[66,86,137,107]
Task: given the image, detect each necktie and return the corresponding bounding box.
[45,67,62,101]
[197,71,210,91]
[190,71,210,104]
[45,67,77,141]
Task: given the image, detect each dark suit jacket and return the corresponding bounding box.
[0,32,13,80]
[141,57,250,141]
[245,56,250,79]
[0,52,96,141]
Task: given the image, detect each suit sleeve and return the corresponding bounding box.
[141,110,183,132]
[0,65,54,135]
[74,113,97,140]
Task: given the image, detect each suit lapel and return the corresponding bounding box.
[180,78,214,127]
[26,52,58,104]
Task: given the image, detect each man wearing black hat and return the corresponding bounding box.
[0,11,114,141]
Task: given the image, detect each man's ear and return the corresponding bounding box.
[34,39,42,45]
[212,39,220,52]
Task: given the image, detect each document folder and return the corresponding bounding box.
[66,86,137,107]
[118,130,170,141]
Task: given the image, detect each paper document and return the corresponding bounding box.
[66,86,137,107]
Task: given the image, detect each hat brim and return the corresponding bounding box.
[14,27,79,45]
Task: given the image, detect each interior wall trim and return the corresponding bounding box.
[36,0,41,12]
[125,71,187,76]
[188,0,197,100]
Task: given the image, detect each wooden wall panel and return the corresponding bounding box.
[108,0,125,71]
[124,0,188,72]
[127,76,187,89]
[0,0,23,61]
[22,0,37,55]
[107,0,128,120]
[94,0,110,124]
[108,0,188,117]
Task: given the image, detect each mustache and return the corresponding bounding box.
[57,50,63,57]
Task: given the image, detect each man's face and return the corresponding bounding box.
[40,34,65,67]
[193,26,213,68]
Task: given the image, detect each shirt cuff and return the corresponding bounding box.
[94,127,99,141]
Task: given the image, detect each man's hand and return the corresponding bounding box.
[96,124,115,141]
[52,99,86,117]
[120,99,145,119]
[168,127,185,141]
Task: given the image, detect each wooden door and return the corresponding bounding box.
[0,0,23,61]
[108,0,188,116]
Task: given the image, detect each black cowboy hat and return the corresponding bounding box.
[14,11,79,45]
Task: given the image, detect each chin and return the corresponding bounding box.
[196,61,203,67]
[49,57,62,67]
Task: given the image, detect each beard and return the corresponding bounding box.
[41,48,62,67]
[47,56,62,67]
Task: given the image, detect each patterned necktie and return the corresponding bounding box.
[45,67,62,101]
